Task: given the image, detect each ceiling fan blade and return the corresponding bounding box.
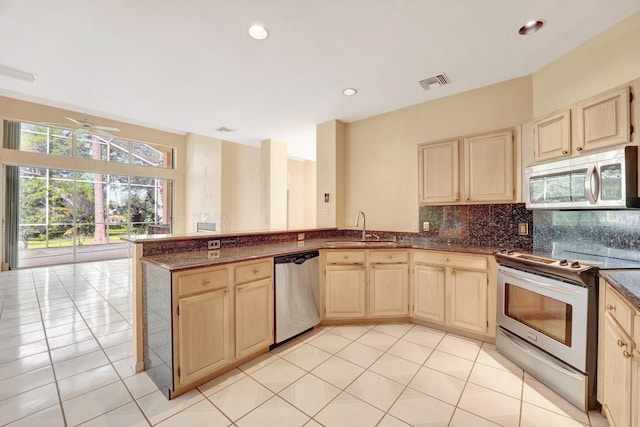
[94,125,120,132]
[64,116,86,127]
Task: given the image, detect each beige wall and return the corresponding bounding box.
[286,159,317,229]
[316,120,345,228]
[533,11,640,117]
[342,76,533,232]
[184,133,222,232]
[260,139,288,229]
[303,160,317,228]
[220,141,262,231]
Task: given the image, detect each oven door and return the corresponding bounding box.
[497,266,588,372]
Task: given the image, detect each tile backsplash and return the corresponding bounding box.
[418,203,533,249]
[533,210,640,252]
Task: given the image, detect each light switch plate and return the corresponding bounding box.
[423,222,429,232]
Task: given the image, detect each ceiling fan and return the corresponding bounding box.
[64,117,120,136]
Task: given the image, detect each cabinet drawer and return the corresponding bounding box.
[412,250,487,270]
[235,260,272,284]
[177,267,229,297]
[370,251,409,264]
[326,251,366,265]
[605,285,634,333]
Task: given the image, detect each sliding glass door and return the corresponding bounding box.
[16,167,172,268]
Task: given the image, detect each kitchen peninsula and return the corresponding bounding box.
[126,228,504,399]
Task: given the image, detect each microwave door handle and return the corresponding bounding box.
[585,165,599,205]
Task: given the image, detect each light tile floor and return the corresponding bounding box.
[0,259,611,426]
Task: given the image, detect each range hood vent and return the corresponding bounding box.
[419,74,449,90]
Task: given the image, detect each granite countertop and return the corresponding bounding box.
[141,237,502,272]
[599,270,640,311]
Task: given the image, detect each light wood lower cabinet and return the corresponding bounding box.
[172,258,273,393]
[369,263,409,317]
[411,250,493,338]
[412,264,445,323]
[176,287,231,385]
[448,268,488,333]
[235,277,274,358]
[325,264,366,318]
[323,250,409,320]
[598,280,637,427]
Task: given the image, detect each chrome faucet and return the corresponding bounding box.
[354,211,366,241]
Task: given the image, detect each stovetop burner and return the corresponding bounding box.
[496,249,595,273]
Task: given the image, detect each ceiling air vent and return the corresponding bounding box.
[216,127,235,132]
[418,74,449,90]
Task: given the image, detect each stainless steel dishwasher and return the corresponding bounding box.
[273,250,320,345]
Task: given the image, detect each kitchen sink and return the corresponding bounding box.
[324,240,400,247]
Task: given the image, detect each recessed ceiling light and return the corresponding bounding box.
[342,88,357,96]
[519,20,544,35]
[248,25,269,40]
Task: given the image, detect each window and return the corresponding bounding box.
[18,122,174,169]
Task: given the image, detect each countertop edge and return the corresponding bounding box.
[599,270,640,311]
[140,239,501,273]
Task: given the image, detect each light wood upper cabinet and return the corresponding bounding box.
[463,130,514,202]
[530,84,634,164]
[418,129,515,205]
[235,276,274,359]
[418,139,459,204]
[177,287,231,385]
[533,109,571,161]
[575,86,631,153]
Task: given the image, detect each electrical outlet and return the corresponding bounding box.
[518,223,529,235]
[297,233,305,241]
[207,250,220,259]
[208,240,221,249]
[423,221,429,232]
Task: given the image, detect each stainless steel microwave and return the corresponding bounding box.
[524,146,640,209]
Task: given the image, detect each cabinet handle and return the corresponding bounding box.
[617,339,627,348]
[562,150,569,155]
[237,287,243,292]
[623,350,632,359]
[253,268,260,274]
[451,269,456,275]
[225,289,230,293]
[202,279,210,286]
[607,304,616,311]
[576,146,583,151]
[445,257,449,262]
[439,268,444,272]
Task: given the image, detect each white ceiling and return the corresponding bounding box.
[1,1,639,161]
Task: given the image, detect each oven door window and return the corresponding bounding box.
[504,283,572,346]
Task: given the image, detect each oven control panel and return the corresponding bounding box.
[496,249,593,273]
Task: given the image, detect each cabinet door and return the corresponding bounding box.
[418,139,459,204]
[534,109,571,161]
[325,265,366,319]
[463,130,514,202]
[602,312,632,427]
[177,288,231,385]
[235,278,274,359]
[633,350,640,427]
[447,268,488,333]
[412,264,445,323]
[369,263,409,317]
[575,86,630,153]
